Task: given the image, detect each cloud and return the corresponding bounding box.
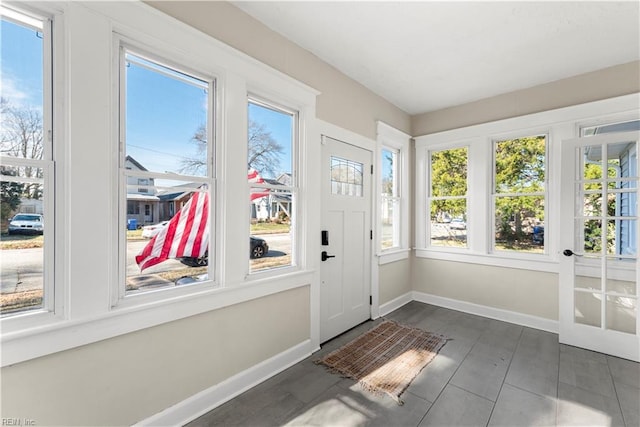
[1,75,29,103]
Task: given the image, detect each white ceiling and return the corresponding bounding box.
[233,1,640,115]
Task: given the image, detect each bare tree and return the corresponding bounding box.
[180,120,283,177]
[0,98,44,199]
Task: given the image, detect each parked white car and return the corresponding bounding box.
[8,214,44,235]
[141,221,169,238]
[449,218,466,230]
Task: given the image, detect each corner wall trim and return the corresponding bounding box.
[378,292,413,318]
[412,291,559,333]
[134,339,313,427]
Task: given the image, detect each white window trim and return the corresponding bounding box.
[376,121,411,264]
[246,95,300,278]
[415,92,640,272]
[1,0,318,367]
[0,2,65,333]
[114,41,218,308]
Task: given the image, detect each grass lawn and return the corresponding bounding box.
[0,233,44,250]
[250,222,290,234]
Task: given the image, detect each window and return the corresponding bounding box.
[377,122,410,261]
[493,135,546,253]
[428,146,469,248]
[119,48,215,298]
[381,148,399,249]
[0,6,53,317]
[248,98,297,274]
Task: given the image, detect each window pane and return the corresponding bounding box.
[1,10,49,316]
[250,189,292,272]
[431,147,467,197]
[494,195,544,253]
[381,196,400,249]
[495,136,545,193]
[248,100,295,273]
[1,170,45,315]
[382,148,397,197]
[331,156,363,197]
[126,187,210,293]
[123,51,213,295]
[430,200,467,247]
[1,13,44,160]
[125,53,209,176]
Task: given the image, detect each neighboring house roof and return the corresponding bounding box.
[125,155,148,171]
[127,194,160,201]
[157,182,205,201]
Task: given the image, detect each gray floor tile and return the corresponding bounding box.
[477,320,523,353]
[615,381,640,427]
[186,302,640,427]
[488,383,557,427]
[506,345,559,397]
[283,385,377,426]
[450,341,513,401]
[407,337,474,402]
[517,328,560,363]
[557,382,625,427]
[559,348,617,398]
[607,355,640,390]
[418,384,494,427]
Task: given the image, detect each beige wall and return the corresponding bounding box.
[412,61,640,136]
[413,259,558,321]
[1,287,310,426]
[146,1,411,140]
[379,259,412,305]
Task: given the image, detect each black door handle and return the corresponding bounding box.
[321,251,336,261]
[563,249,583,257]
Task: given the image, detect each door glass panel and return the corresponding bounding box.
[331,156,363,197]
[576,275,601,291]
[582,219,603,254]
[606,295,636,334]
[575,291,602,327]
[581,193,602,217]
[607,277,636,296]
[582,145,604,180]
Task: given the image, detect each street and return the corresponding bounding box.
[1,232,291,294]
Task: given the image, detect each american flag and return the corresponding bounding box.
[136,190,209,271]
[249,168,270,201]
[136,169,269,271]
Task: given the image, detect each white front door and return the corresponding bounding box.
[560,131,640,361]
[320,136,372,342]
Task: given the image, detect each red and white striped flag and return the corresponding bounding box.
[249,168,270,201]
[136,169,269,271]
[136,190,209,271]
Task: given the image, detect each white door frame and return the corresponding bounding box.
[560,131,640,361]
[312,120,378,348]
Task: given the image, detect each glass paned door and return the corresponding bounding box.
[560,131,640,362]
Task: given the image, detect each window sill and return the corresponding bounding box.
[414,248,559,273]
[1,270,314,367]
[377,249,410,265]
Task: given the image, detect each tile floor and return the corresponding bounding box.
[188,301,640,426]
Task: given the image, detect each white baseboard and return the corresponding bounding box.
[378,292,413,317]
[412,291,559,334]
[135,339,313,427]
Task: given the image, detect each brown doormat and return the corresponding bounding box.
[315,320,447,404]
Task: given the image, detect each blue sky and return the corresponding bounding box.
[2,14,293,182]
[1,18,43,109]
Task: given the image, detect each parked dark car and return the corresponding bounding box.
[178,236,269,267]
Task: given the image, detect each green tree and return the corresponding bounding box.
[494,136,545,244]
[0,167,24,224]
[430,147,467,220]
